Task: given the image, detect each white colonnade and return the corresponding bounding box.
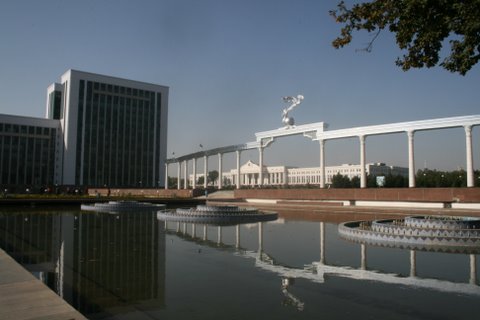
[164,115,479,190]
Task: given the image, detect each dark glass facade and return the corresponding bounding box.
[0,122,56,188]
[74,80,163,187]
[47,90,63,120]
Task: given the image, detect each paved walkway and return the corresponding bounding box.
[0,249,86,320]
[207,199,480,218]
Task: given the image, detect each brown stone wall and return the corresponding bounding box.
[234,188,480,203]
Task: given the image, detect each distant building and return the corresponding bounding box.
[0,70,169,189]
[189,160,408,186]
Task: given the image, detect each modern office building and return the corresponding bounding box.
[0,114,60,188]
[1,70,169,189]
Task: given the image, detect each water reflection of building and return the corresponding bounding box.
[164,220,480,305]
[0,210,166,317]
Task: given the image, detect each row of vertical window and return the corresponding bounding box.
[92,81,156,100]
[0,132,56,186]
[75,80,162,187]
[0,123,55,136]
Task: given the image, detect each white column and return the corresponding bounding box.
[183,160,188,189]
[407,130,416,188]
[218,153,223,189]
[410,250,417,277]
[320,139,325,188]
[236,150,241,189]
[177,162,181,190]
[217,226,222,245]
[470,254,477,285]
[258,222,264,254]
[320,222,325,264]
[203,225,207,241]
[203,155,208,188]
[360,244,367,270]
[236,225,240,249]
[192,223,196,238]
[164,163,169,190]
[359,135,367,188]
[192,158,197,189]
[258,147,264,186]
[465,125,474,187]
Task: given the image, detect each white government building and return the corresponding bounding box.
[189,160,408,187]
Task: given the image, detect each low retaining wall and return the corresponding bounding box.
[234,188,480,203]
[88,188,194,198]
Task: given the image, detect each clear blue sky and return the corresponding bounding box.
[1,0,479,172]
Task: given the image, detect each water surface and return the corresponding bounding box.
[0,208,478,319]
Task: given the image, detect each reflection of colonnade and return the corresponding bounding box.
[165,115,480,190]
[319,222,478,285]
[164,220,480,296]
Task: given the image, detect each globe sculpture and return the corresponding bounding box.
[281,95,304,128]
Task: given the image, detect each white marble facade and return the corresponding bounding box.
[189,160,408,187]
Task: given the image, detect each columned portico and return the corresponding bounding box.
[359,135,367,188]
[465,125,474,187]
[407,130,416,188]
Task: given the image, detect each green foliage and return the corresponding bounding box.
[167,176,178,189]
[196,171,219,187]
[415,169,479,187]
[331,173,354,188]
[331,0,480,75]
[208,170,219,184]
[351,176,361,188]
[384,173,408,188]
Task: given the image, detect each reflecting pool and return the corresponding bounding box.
[0,208,479,319]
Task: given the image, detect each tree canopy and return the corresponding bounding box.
[330,0,480,75]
